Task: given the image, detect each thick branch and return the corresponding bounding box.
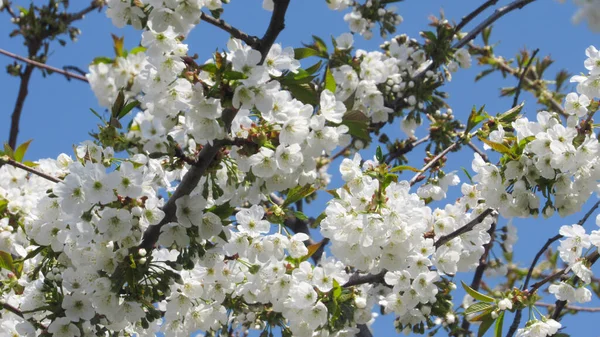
[343,270,387,288]
[200,12,259,46]
[139,143,222,251]
[137,0,291,252]
[434,208,496,248]
[8,65,34,149]
[0,48,89,82]
[256,0,291,62]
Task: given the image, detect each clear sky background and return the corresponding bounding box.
[1,0,600,336]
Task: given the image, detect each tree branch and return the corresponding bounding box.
[460,219,497,333]
[506,200,600,337]
[8,64,34,149]
[434,208,496,248]
[256,0,291,62]
[536,302,600,313]
[385,135,430,164]
[551,251,600,320]
[0,48,89,82]
[343,270,387,288]
[200,12,259,46]
[467,141,489,162]
[513,48,539,108]
[454,0,499,35]
[409,141,459,186]
[0,157,61,183]
[137,0,291,253]
[453,0,537,50]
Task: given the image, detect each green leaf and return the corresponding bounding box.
[312,35,328,55]
[332,279,342,298]
[466,105,486,133]
[111,90,126,119]
[390,165,420,173]
[312,212,326,229]
[287,83,318,105]
[305,60,323,74]
[223,70,246,80]
[461,167,474,184]
[3,144,14,159]
[475,69,495,82]
[199,63,218,74]
[461,281,495,303]
[478,137,511,154]
[465,302,493,315]
[293,211,309,221]
[494,311,504,337]
[0,251,14,273]
[129,46,147,55]
[294,47,320,60]
[478,315,495,337]
[112,34,125,57]
[376,146,383,163]
[89,108,104,122]
[300,240,325,262]
[341,110,370,141]
[92,56,113,65]
[324,66,336,93]
[118,100,140,120]
[497,102,524,122]
[283,185,317,208]
[14,139,32,162]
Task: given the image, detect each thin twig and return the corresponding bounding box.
[551,251,600,319]
[0,157,61,183]
[460,218,497,333]
[385,135,430,164]
[409,142,459,186]
[506,200,600,337]
[413,0,538,79]
[453,0,537,50]
[536,302,600,313]
[454,0,499,34]
[200,12,259,46]
[475,48,567,117]
[513,48,539,108]
[2,302,47,329]
[0,48,89,82]
[434,208,496,248]
[467,141,489,163]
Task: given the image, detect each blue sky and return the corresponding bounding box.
[1,0,600,336]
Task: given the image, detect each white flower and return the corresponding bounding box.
[320,89,346,123]
[335,33,354,50]
[498,298,513,311]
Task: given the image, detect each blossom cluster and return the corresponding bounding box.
[320,153,496,330]
[324,0,403,39]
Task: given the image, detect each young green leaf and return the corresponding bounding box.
[325,66,336,93]
[478,315,495,337]
[294,47,320,60]
[283,185,317,208]
[0,251,15,273]
[461,281,495,303]
[390,165,421,173]
[14,139,32,162]
[465,302,493,315]
[494,311,505,337]
[376,146,384,163]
